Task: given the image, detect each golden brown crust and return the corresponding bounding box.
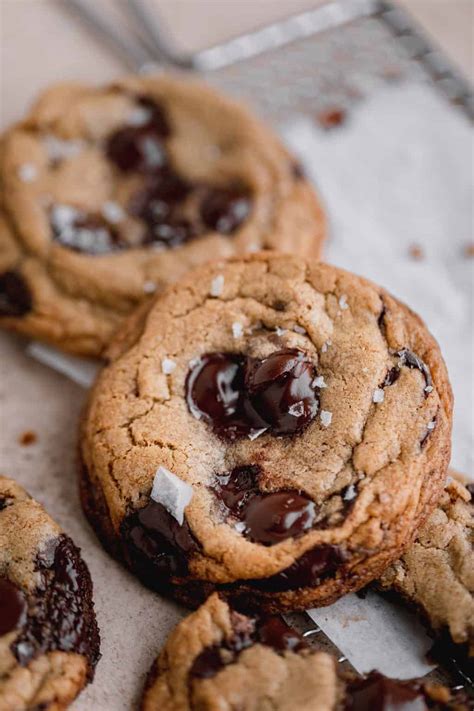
[379,479,474,652]
[80,252,452,610]
[0,75,325,356]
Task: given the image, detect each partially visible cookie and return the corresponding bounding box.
[0,476,100,710]
[142,593,469,711]
[0,74,325,356]
[80,252,452,612]
[379,478,473,674]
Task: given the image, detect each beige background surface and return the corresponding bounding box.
[0,1,472,709]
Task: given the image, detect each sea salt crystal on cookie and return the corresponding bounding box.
[339,294,349,310]
[248,427,267,441]
[18,163,38,182]
[313,375,327,388]
[101,201,125,224]
[321,340,332,353]
[234,521,246,533]
[43,134,84,161]
[373,388,385,403]
[143,281,157,294]
[210,274,224,297]
[288,401,305,417]
[320,410,332,427]
[275,326,286,336]
[232,322,243,338]
[293,325,306,334]
[343,484,357,501]
[127,106,153,127]
[150,466,193,525]
[50,204,79,232]
[424,385,434,394]
[162,358,176,375]
[426,419,436,430]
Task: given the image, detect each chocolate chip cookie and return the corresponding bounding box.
[80,252,452,612]
[142,593,468,710]
[0,476,100,710]
[379,478,473,679]
[0,75,325,356]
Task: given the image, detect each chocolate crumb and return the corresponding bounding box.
[464,242,474,258]
[408,244,424,260]
[19,431,37,446]
[317,108,346,130]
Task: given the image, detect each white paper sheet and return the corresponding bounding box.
[28,82,473,680]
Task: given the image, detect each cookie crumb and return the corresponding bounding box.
[313,375,327,388]
[19,431,37,446]
[464,242,474,257]
[372,388,385,403]
[101,201,125,224]
[143,281,157,294]
[210,275,224,297]
[17,163,38,183]
[232,322,243,338]
[408,244,424,260]
[339,294,349,310]
[161,358,176,375]
[320,410,332,427]
[317,107,346,130]
[150,466,193,525]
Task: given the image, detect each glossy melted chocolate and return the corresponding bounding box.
[186,349,319,440]
[7,535,100,677]
[0,271,33,317]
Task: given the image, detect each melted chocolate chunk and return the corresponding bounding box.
[243,491,316,546]
[0,271,33,317]
[347,672,427,711]
[106,98,169,173]
[11,535,100,678]
[0,578,27,636]
[291,161,305,180]
[250,544,348,592]
[215,465,260,515]
[51,208,121,255]
[186,349,319,440]
[383,367,400,387]
[200,187,251,234]
[257,615,307,653]
[215,465,316,546]
[129,170,192,224]
[190,611,306,681]
[428,632,474,689]
[396,349,432,394]
[121,500,199,582]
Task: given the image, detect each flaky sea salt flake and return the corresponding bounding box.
[18,163,38,182]
[339,294,349,310]
[293,325,306,334]
[372,388,385,404]
[101,201,125,224]
[313,375,327,388]
[232,322,243,338]
[161,358,176,375]
[288,401,305,417]
[320,410,332,427]
[143,281,157,294]
[248,428,267,441]
[150,466,193,525]
[210,274,224,297]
